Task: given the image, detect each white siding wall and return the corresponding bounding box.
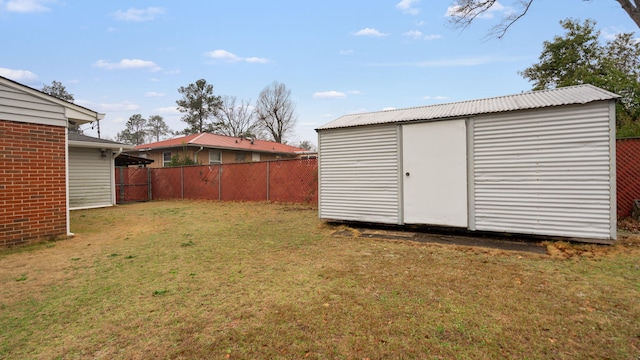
[471,102,614,240]
[319,125,401,224]
[69,147,114,210]
[0,83,67,127]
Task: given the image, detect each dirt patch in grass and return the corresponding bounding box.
[1,201,639,359]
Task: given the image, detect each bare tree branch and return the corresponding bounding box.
[617,0,640,28]
[449,0,640,39]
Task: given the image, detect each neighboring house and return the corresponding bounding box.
[68,132,134,210]
[0,76,103,246]
[317,84,618,243]
[134,132,306,168]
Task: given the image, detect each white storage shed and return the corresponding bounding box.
[317,85,619,243]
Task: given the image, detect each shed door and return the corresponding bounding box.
[69,147,114,210]
[402,120,468,227]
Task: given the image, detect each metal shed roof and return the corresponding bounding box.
[317,84,620,130]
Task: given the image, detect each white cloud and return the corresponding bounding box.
[445,1,510,19]
[339,49,354,55]
[3,0,55,13]
[354,28,389,37]
[396,0,421,15]
[205,49,242,62]
[313,91,346,99]
[78,100,140,113]
[403,30,441,41]
[403,30,423,39]
[423,34,443,41]
[157,106,181,115]
[244,56,270,64]
[423,95,449,101]
[382,107,397,111]
[0,67,38,82]
[94,59,161,72]
[145,91,165,97]
[113,7,165,22]
[204,50,271,64]
[347,90,361,95]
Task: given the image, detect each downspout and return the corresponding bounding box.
[194,146,204,163]
[65,126,73,237]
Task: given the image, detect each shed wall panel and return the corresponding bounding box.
[69,147,114,209]
[472,103,614,239]
[319,126,400,224]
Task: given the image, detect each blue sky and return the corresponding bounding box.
[0,0,635,146]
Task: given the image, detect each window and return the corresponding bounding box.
[251,153,260,162]
[162,152,172,167]
[235,152,246,163]
[209,150,221,164]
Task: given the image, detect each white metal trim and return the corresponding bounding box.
[609,100,617,240]
[466,117,475,231]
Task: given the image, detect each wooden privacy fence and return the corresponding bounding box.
[116,158,318,204]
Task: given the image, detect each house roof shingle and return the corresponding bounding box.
[135,133,305,154]
[318,84,620,130]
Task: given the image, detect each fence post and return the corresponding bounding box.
[266,161,270,201]
[118,167,125,203]
[218,165,222,201]
[181,166,184,199]
[147,167,152,201]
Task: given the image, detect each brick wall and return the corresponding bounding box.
[0,120,67,246]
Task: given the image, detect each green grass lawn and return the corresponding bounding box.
[1,201,639,359]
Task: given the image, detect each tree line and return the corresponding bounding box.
[116,80,297,146]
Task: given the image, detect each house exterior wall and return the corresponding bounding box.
[0,119,67,246]
[0,84,67,127]
[140,148,292,168]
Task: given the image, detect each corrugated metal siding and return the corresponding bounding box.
[472,102,613,239]
[319,84,619,130]
[69,147,113,210]
[319,125,400,224]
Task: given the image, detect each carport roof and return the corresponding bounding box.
[317,84,620,130]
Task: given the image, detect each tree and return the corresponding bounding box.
[519,19,640,136]
[255,81,297,143]
[116,114,147,145]
[298,140,315,151]
[41,80,74,102]
[176,79,222,135]
[41,80,82,133]
[213,96,261,138]
[448,0,640,39]
[146,115,170,142]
